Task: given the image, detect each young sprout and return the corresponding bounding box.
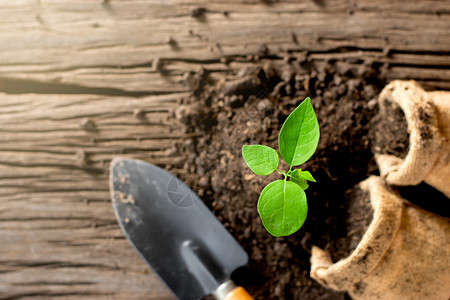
[242,97,320,237]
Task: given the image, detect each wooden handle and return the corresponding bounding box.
[222,286,253,300]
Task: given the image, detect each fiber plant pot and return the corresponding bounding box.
[374,80,450,198]
[310,176,450,300]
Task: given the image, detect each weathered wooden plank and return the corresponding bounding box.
[0,93,182,299]
[0,0,448,93]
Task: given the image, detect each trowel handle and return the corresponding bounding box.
[222,286,253,300]
[213,280,253,300]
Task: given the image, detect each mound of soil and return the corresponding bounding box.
[167,54,396,299]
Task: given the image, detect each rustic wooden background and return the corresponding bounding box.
[0,0,449,299]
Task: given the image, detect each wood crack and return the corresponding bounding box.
[0,291,113,300]
[0,77,170,97]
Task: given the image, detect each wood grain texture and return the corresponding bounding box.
[0,0,449,299]
[0,0,449,92]
[0,93,185,299]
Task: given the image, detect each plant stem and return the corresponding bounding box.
[282,166,290,181]
[277,168,288,179]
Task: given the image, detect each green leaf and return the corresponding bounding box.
[278,97,320,167]
[242,145,279,176]
[290,176,309,190]
[257,180,308,237]
[291,169,316,182]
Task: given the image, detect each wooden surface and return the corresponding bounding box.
[0,0,449,299]
[0,94,183,299]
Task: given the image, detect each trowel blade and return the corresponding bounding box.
[110,158,248,300]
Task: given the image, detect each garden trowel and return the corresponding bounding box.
[110,158,253,300]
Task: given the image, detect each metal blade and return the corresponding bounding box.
[110,158,248,300]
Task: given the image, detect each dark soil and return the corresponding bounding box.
[328,187,373,263]
[369,100,410,158]
[167,54,389,299]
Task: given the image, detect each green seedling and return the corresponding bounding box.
[242,97,320,237]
